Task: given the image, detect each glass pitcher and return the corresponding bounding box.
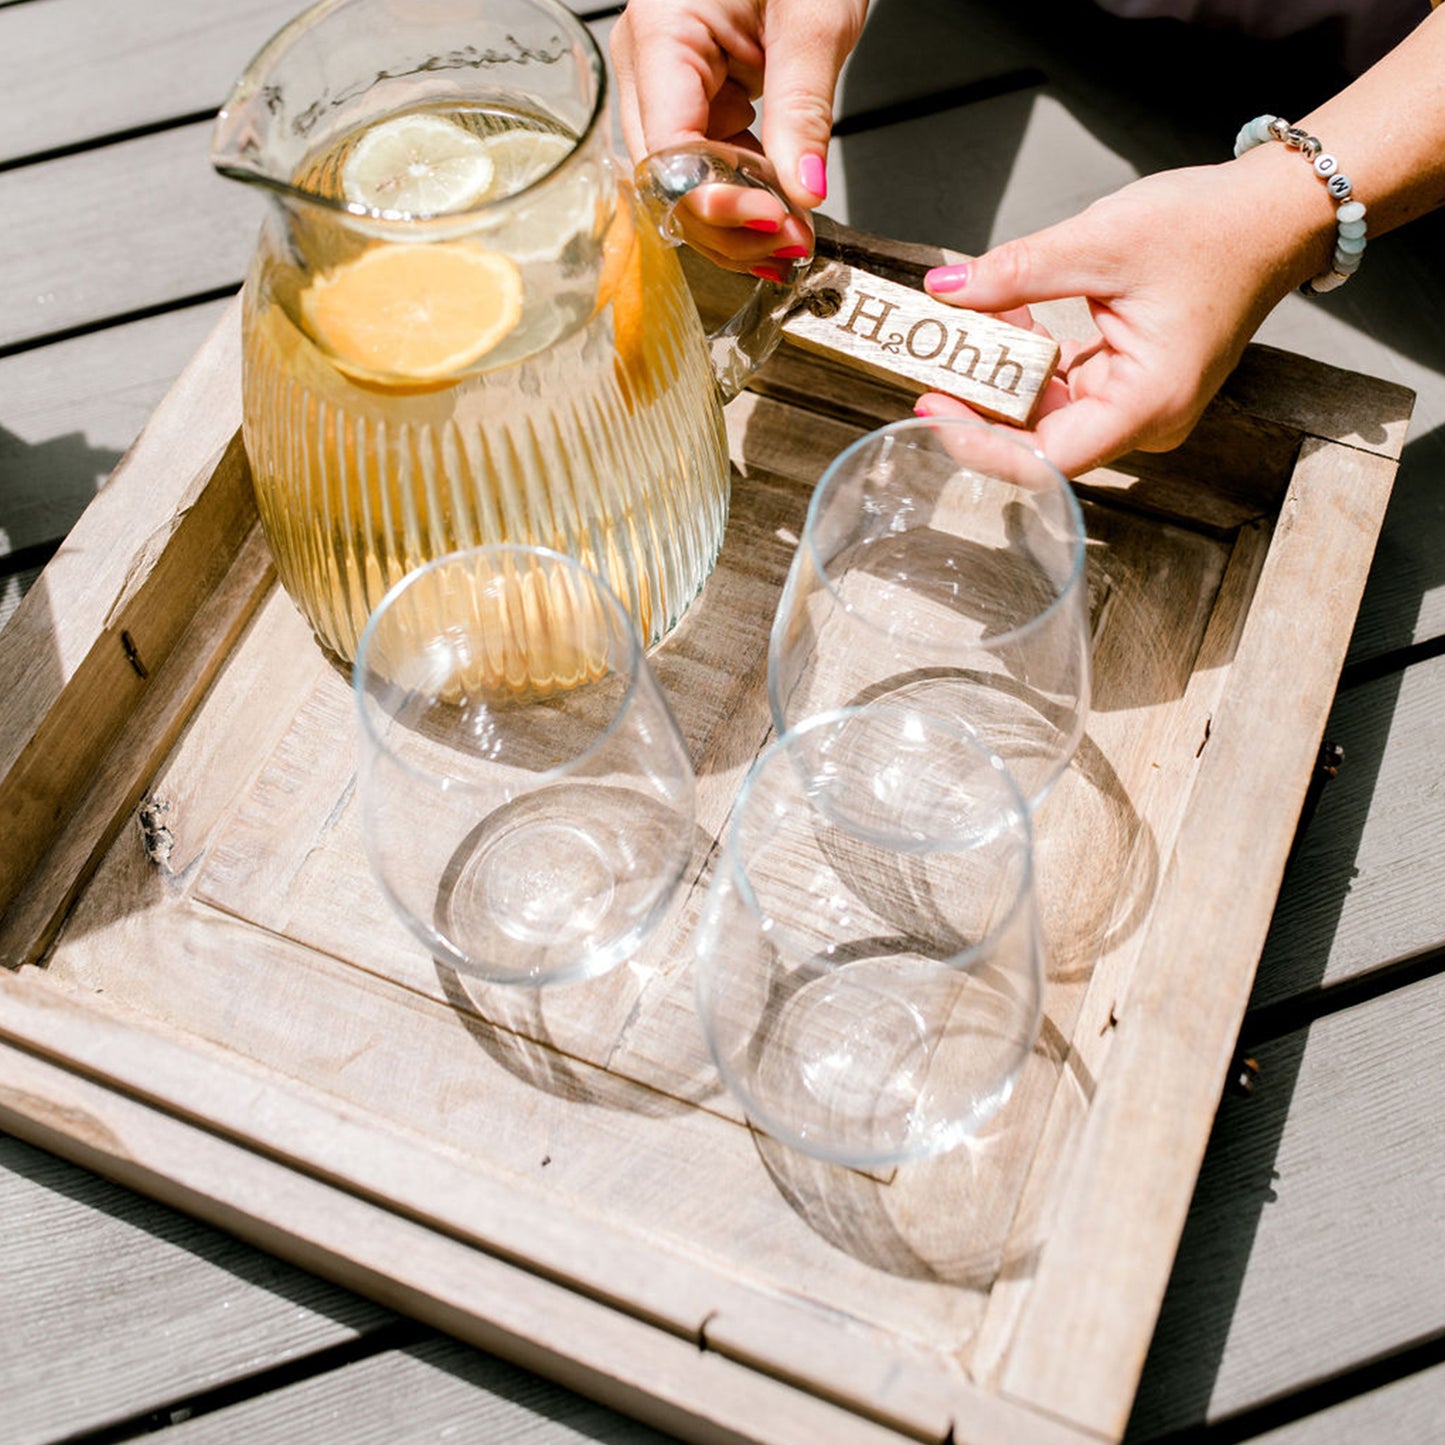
[211,0,807,662]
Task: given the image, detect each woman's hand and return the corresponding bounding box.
[918,160,1317,477]
[916,7,1445,476]
[610,0,869,269]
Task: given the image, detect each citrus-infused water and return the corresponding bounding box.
[240,100,732,664]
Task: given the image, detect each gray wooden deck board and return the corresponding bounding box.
[0,301,232,557]
[161,1334,676,1445]
[0,121,250,349]
[1250,1364,1445,1445]
[1126,971,1445,1438]
[0,0,307,164]
[1252,652,1445,1007]
[0,1134,396,1445]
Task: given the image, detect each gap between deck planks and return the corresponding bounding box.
[0,1136,670,1445]
[0,1132,396,1443]
[1,301,234,560]
[1205,1361,1445,1445]
[1250,651,1445,1007]
[1126,970,1445,1440]
[151,1332,681,1444]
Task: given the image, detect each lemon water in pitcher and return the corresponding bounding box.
[212,0,808,663]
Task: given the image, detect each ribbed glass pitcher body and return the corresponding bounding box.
[240,185,730,662]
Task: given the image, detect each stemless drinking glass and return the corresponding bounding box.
[769,415,1091,809]
[693,704,1042,1169]
[354,545,695,986]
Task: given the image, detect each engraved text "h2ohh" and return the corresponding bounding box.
[837,290,1025,396]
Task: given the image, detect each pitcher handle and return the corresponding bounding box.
[634,141,813,405]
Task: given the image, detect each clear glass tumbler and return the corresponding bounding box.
[354,545,696,986]
[693,704,1042,1169]
[769,415,1091,809]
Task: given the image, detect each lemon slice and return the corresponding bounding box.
[477,129,595,261]
[342,113,495,215]
[300,242,524,383]
[476,129,575,200]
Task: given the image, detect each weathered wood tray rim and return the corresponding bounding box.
[0,224,1412,1444]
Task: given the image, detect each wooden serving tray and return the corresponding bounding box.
[0,224,1412,1445]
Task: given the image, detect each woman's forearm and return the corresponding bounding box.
[1231,8,1445,293]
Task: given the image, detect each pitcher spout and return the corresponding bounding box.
[210,96,280,194]
[209,0,340,196]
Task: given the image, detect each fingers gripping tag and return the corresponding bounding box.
[782,261,1057,427]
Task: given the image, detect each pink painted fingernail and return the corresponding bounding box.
[751,264,786,284]
[743,217,780,234]
[771,244,810,259]
[799,153,827,200]
[913,398,936,417]
[925,263,970,293]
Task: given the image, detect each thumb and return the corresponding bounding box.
[757,28,853,210]
[925,220,1112,314]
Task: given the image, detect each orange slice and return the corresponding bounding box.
[595,201,646,381]
[300,241,523,383]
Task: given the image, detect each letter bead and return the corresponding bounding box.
[1235,115,1366,295]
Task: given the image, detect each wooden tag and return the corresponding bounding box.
[781,261,1058,427]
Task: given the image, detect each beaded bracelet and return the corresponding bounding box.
[1234,114,1367,296]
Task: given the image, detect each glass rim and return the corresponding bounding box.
[352,543,647,788]
[211,0,610,228]
[800,414,1089,651]
[722,703,1036,978]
